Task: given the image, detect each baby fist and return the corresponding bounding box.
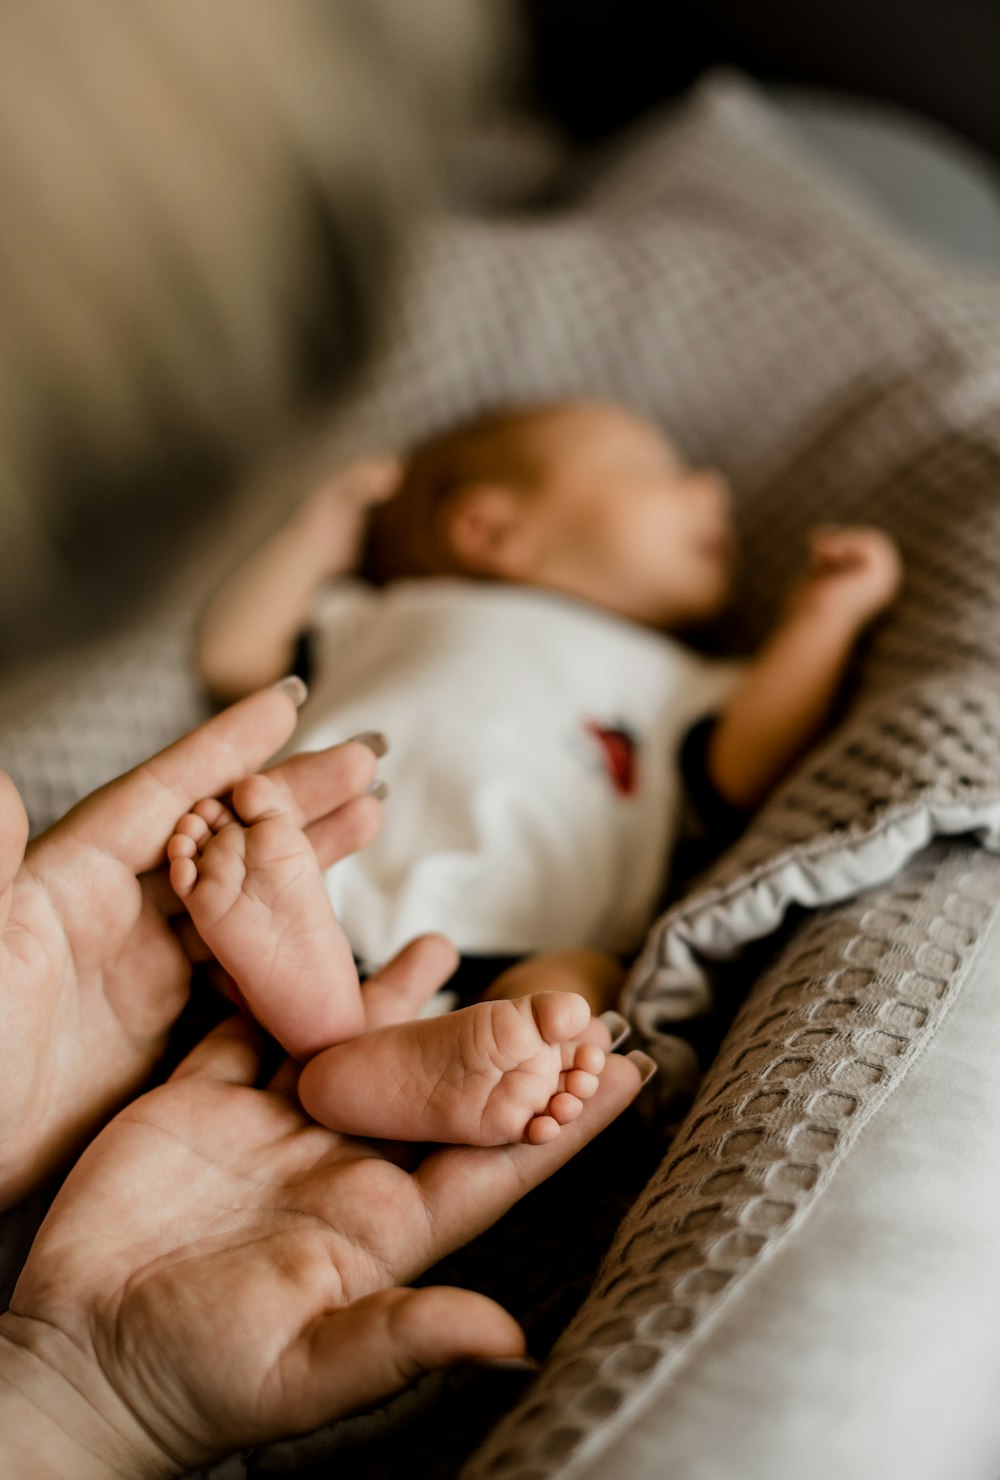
[300,455,403,576]
[792,526,903,629]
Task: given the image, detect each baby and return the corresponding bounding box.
[182,399,901,1144]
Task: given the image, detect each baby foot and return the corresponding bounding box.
[298,992,606,1146]
[167,774,364,1059]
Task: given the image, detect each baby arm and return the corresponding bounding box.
[707,527,902,811]
[198,457,400,702]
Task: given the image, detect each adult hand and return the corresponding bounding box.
[0,947,650,1479]
[0,682,386,1207]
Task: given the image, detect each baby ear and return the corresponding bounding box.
[442,483,527,575]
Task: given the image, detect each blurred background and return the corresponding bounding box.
[0,0,998,682]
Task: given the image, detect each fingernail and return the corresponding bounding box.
[366,779,390,801]
[627,1050,658,1086]
[272,675,308,708]
[350,730,389,758]
[599,1010,630,1050]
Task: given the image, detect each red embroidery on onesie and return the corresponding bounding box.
[584,721,639,797]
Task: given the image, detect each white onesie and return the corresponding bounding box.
[292,578,740,966]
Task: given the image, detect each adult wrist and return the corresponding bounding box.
[0,1312,177,1480]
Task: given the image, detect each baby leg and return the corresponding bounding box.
[168,774,365,1059]
[298,992,606,1146]
[483,948,628,1037]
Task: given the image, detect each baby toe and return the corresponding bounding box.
[526,1114,561,1146]
[173,811,213,847]
[574,1043,605,1077]
[564,1068,600,1101]
[231,772,288,826]
[530,991,592,1047]
[548,1091,584,1126]
[169,856,198,898]
[192,798,235,833]
[576,1018,613,1051]
[166,833,198,862]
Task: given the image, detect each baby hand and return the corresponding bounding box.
[790,525,903,630]
[300,455,403,576]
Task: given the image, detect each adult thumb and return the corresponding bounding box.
[289,1285,527,1433]
[0,771,29,916]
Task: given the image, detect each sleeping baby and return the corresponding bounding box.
[178,399,900,1146]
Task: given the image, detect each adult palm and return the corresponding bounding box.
[0,684,382,1206]
[3,1008,645,1477]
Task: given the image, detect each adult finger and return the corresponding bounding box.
[264,740,387,872]
[50,684,306,873]
[172,914,214,964]
[143,740,383,921]
[169,1014,265,1086]
[407,1052,652,1279]
[145,872,216,964]
[275,1286,523,1441]
[361,935,460,1031]
[262,738,382,835]
[0,772,30,917]
[304,794,384,873]
[265,1055,301,1099]
[141,865,184,920]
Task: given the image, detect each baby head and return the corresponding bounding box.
[364,399,735,630]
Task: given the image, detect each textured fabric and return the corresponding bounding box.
[290,576,739,961]
[467,842,1000,1479]
[1,613,209,837]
